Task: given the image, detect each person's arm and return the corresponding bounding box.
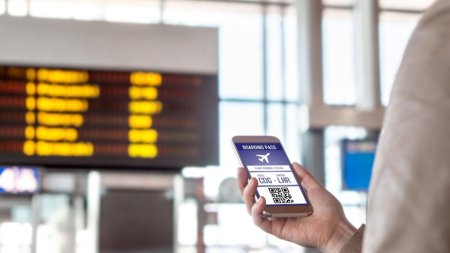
[237,162,363,253]
[363,1,450,252]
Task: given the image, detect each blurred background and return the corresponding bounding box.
[0,0,435,253]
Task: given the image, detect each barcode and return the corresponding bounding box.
[268,187,294,204]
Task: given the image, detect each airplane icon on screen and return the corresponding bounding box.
[256,153,270,163]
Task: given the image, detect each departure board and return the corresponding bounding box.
[0,65,218,170]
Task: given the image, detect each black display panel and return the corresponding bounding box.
[0,65,218,170]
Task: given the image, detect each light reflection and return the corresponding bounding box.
[0,222,32,247]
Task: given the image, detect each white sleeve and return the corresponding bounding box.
[363,0,450,252]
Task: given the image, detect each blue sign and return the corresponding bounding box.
[342,139,377,191]
[0,166,41,194]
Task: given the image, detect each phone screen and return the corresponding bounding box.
[234,142,308,206]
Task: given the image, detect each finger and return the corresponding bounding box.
[236,167,249,195]
[292,162,323,191]
[242,177,258,214]
[251,197,274,234]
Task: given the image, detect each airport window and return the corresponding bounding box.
[322,9,356,105]
[323,0,354,6]
[324,126,369,226]
[265,6,301,161]
[28,0,98,20]
[6,0,27,16]
[266,5,296,102]
[379,0,435,9]
[101,0,160,23]
[0,0,5,14]
[321,0,432,228]
[219,102,264,165]
[164,1,264,100]
[266,8,285,102]
[378,0,434,106]
[161,1,301,166]
[161,1,301,250]
[379,12,421,105]
[283,7,300,103]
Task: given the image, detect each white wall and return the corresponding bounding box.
[0,16,218,73]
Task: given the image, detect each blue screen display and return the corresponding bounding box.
[342,139,376,191]
[0,166,41,194]
[234,143,308,206]
[235,143,290,166]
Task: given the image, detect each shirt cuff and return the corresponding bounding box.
[339,224,365,253]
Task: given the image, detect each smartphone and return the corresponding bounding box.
[232,135,312,218]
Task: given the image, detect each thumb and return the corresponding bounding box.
[292,162,323,192]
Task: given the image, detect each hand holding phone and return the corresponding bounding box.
[234,136,358,251]
[232,135,313,217]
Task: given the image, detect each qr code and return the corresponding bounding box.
[268,187,294,204]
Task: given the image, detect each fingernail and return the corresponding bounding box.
[257,197,264,205]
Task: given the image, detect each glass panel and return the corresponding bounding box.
[322,10,356,105]
[266,7,283,101]
[323,0,354,6]
[285,104,301,163]
[380,0,434,10]
[7,0,27,16]
[324,126,368,227]
[379,12,420,105]
[266,103,301,163]
[29,0,160,22]
[0,0,5,15]
[219,101,264,166]
[267,103,284,137]
[30,0,86,19]
[0,199,32,252]
[164,1,263,100]
[102,0,160,23]
[177,200,197,246]
[284,6,299,102]
[342,204,367,228]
